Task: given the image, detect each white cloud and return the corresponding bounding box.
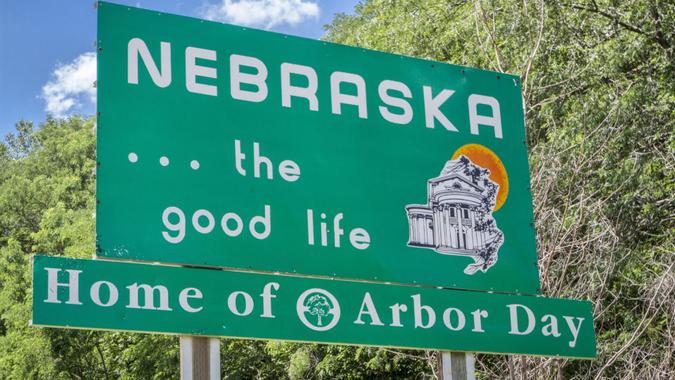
[42,52,97,117]
[200,0,320,29]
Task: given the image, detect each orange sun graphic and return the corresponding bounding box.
[451,144,509,212]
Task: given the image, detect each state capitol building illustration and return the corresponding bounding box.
[405,155,502,262]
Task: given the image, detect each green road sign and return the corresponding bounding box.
[32,256,595,358]
[96,2,540,294]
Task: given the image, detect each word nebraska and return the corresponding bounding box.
[126,38,504,138]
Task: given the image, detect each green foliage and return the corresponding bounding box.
[0,117,99,379]
[265,342,430,379]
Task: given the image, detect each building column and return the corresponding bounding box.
[415,215,424,244]
[441,205,448,247]
[445,206,452,247]
[431,206,441,247]
[457,207,463,248]
[413,216,419,244]
[436,206,443,247]
[429,215,434,245]
[411,215,416,243]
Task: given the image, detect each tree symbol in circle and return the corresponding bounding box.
[304,293,332,326]
[296,288,341,331]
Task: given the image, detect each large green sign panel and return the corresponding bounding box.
[32,256,595,358]
[97,2,540,294]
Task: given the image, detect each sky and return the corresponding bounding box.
[0,0,359,137]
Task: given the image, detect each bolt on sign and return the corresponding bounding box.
[96,2,540,294]
[31,256,596,358]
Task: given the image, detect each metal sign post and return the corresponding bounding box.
[441,351,475,380]
[179,336,220,380]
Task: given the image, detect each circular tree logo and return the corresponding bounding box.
[296,288,340,331]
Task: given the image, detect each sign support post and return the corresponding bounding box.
[179,336,220,380]
[441,351,475,380]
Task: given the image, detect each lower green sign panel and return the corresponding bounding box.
[32,256,595,358]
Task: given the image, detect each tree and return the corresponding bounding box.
[305,294,332,326]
